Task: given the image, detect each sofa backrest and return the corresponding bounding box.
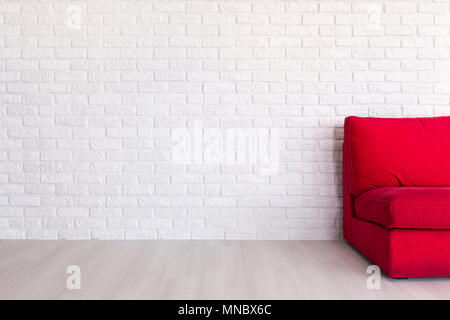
[344,116,450,196]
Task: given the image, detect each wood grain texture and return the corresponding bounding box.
[0,240,449,300]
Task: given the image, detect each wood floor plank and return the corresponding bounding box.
[1,240,450,299]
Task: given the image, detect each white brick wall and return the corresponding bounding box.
[1,0,449,240]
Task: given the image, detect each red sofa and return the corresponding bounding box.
[343,116,450,277]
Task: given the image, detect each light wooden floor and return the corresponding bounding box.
[1,240,450,299]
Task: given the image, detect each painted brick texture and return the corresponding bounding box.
[1,0,449,239]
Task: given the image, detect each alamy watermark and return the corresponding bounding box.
[171,125,280,175]
[65,5,82,30]
[365,3,383,31]
[66,265,81,290]
[366,265,381,290]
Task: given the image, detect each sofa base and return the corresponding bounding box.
[347,217,450,278]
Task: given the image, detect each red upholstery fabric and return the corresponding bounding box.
[355,187,450,229]
[351,217,450,277]
[345,116,450,196]
[343,116,450,277]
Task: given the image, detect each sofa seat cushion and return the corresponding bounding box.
[355,187,450,229]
